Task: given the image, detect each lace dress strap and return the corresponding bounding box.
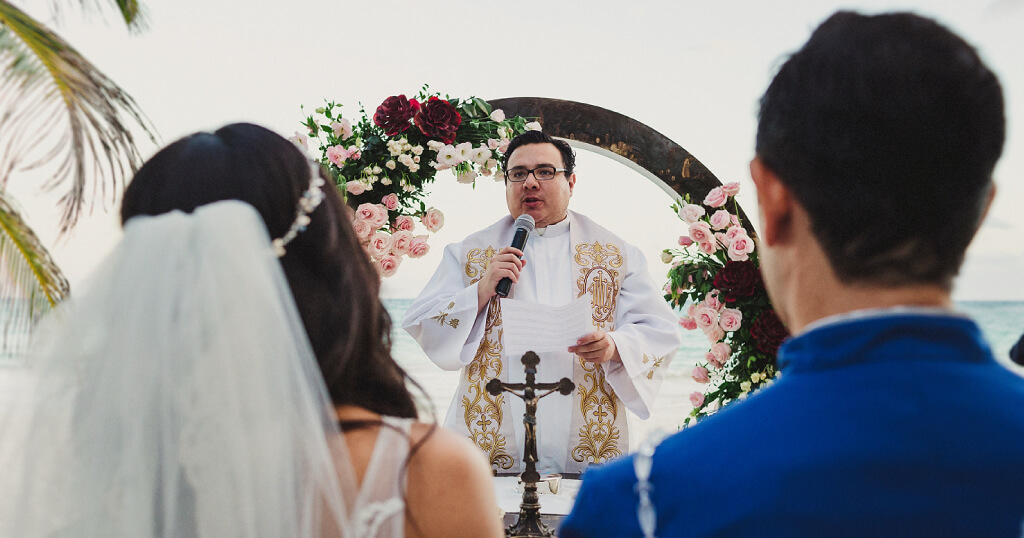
[351,416,414,538]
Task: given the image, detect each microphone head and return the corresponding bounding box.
[514,214,536,233]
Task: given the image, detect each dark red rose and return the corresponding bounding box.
[414,96,461,143]
[373,95,420,136]
[750,309,789,356]
[713,260,763,302]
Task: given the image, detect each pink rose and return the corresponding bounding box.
[710,342,731,365]
[725,226,745,241]
[709,210,732,231]
[689,391,705,408]
[355,203,378,223]
[421,207,445,233]
[390,230,414,256]
[368,231,392,260]
[727,231,756,262]
[678,235,693,247]
[721,181,741,197]
[346,181,366,196]
[679,316,698,331]
[394,215,416,232]
[381,193,399,211]
[686,303,698,318]
[719,308,743,332]
[704,292,724,312]
[408,235,430,258]
[497,139,510,153]
[346,145,361,161]
[698,241,718,255]
[368,204,389,229]
[705,351,724,369]
[693,305,718,331]
[678,203,706,224]
[703,324,725,344]
[703,187,728,208]
[714,232,731,246]
[352,219,372,241]
[688,221,713,243]
[487,138,499,149]
[378,254,401,277]
[326,145,349,167]
[691,366,710,384]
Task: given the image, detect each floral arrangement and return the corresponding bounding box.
[661,183,790,423]
[295,86,538,276]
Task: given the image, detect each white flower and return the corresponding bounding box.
[426,140,445,151]
[471,147,491,166]
[398,154,413,166]
[403,184,415,192]
[413,155,421,163]
[740,381,752,392]
[380,177,392,185]
[403,143,412,152]
[490,109,506,122]
[288,131,308,150]
[408,163,420,172]
[436,145,459,166]
[455,142,473,162]
[525,121,542,131]
[372,165,382,174]
[660,250,674,264]
[411,145,424,156]
[751,372,761,383]
[485,158,497,169]
[456,170,478,184]
[496,127,508,139]
[385,160,397,170]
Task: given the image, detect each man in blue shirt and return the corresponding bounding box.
[562,11,1024,537]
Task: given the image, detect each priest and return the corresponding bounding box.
[403,130,681,474]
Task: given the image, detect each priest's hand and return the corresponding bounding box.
[568,330,621,364]
[476,246,525,313]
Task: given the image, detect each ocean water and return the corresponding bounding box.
[386,299,1024,443]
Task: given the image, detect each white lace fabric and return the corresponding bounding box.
[0,201,353,537]
[349,416,413,538]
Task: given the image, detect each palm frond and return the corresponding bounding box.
[48,0,148,32]
[0,0,157,234]
[0,189,70,359]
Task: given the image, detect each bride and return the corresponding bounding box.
[0,123,502,537]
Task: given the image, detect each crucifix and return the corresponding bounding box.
[487,351,575,538]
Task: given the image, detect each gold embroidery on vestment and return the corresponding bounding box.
[465,246,498,283]
[643,353,666,380]
[461,250,514,469]
[430,301,460,329]
[571,240,625,465]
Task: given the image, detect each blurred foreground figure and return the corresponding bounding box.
[0,123,501,537]
[563,11,1024,537]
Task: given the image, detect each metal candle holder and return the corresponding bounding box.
[487,351,575,538]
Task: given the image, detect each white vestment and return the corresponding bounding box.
[403,211,681,474]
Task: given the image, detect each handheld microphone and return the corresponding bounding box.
[495,214,535,298]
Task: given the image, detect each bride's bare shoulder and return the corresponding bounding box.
[405,422,503,537]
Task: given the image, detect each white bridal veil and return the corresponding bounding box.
[0,201,351,537]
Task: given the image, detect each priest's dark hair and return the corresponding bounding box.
[121,122,419,418]
[502,129,576,181]
[755,11,1005,290]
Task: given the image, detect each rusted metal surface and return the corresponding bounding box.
[489,97,757,237]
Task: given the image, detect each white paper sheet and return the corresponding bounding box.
[500,294,592,357]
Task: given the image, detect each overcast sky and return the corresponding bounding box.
[6,0,1024,300]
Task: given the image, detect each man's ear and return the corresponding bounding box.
[567,172,576,196]
[749,157,795,247]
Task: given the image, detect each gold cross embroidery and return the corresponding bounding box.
[430,301,460,329]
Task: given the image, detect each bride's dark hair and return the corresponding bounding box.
[121,122,417,418]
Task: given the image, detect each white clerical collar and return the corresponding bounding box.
[801,305,964,335]
[534,212,571,238]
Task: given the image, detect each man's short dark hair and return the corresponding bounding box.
[502,130,576,183]
[756,11,1005,289]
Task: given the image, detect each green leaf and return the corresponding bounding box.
[0,0,158,234]
[0,190,70,358]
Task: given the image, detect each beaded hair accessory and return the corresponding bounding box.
[272,160,326,257]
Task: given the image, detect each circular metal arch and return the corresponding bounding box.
[489,97,756,237]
